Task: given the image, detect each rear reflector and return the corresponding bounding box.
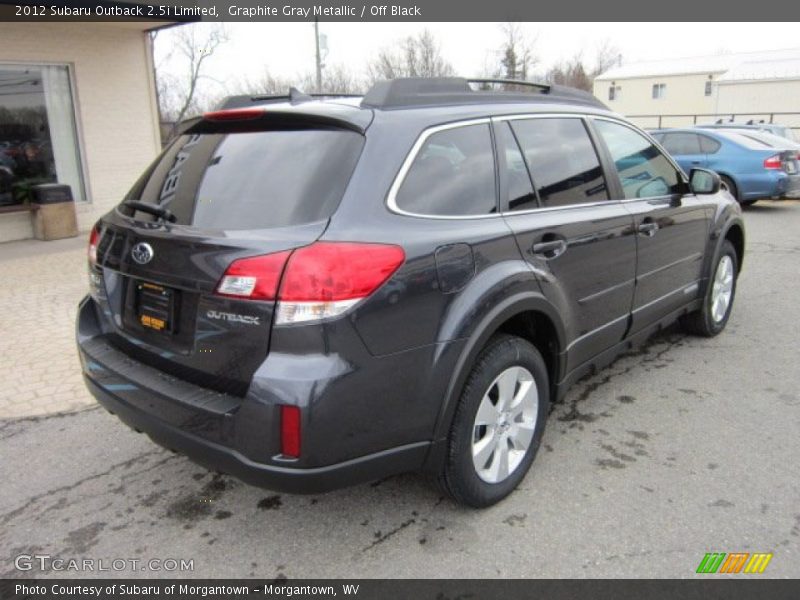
[203,108,264,122]
[764,154,783,170]
[215,251,291,300]
[280,405,301,458]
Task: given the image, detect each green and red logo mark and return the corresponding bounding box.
[696,552,773,574]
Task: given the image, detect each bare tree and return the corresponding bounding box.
[592,40,623,78]
[232,70,297,97]
[547,53,591,91]
[231,64,362,98]
[545,41,623,92]
[301,64,363,94]
[154,24,229,141]
[497,23,538,82]
[366,29,454,83]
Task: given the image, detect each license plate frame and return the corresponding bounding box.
[135,281,176,334]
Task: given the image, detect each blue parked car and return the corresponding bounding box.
[698,122,798,144]
[650,128,800,206]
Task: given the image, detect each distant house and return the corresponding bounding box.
[594,48,800,131]
[0,17,184,242]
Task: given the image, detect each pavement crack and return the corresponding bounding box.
[362,518,416,552]
[0,449,173,528]
[0,404,100,432]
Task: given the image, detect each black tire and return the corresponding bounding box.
[681,240,738,337]
[720,175,739,202]
[439,334,549,508]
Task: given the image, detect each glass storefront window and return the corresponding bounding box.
[0,64,85,206]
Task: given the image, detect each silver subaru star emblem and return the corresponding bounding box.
[131,242,154,265]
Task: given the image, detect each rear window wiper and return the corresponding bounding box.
[121,200,177,223]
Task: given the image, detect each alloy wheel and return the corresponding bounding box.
[711,255,734,323]
[471,366,538,484]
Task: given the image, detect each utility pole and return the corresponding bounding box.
[314,18,322,93]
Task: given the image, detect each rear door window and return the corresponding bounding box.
[124,128,364,230]
[699,135,721,154]
[394,123,497,216]
[660,132,702,155]
[510,117,609,208]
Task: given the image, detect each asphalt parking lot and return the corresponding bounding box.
[1,200,799,579]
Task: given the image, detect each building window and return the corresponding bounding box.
[652,83,666,100]
[0,64,85,207]
[704,80,713,96]
[608,85,621,101]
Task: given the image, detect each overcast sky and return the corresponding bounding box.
[155,22,800,97]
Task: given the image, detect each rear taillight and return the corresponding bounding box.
[214,242,405,324]
[215,251,292,300]
[280,405,301,458]
[764,154,783,170]
[276,242,405,324]
[88,226,100,268]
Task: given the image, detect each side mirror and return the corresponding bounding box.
[689,168,721,195]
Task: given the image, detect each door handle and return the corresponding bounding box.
[691,160,702,165]
[532,239,567,258]
[638,221,659,236]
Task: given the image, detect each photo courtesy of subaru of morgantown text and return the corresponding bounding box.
[77,77,744,508]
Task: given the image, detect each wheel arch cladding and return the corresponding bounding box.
[724,223,745,273]
[496,311,560,397]
[432,294,565,442]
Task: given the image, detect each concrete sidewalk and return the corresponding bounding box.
[0,236,94,418]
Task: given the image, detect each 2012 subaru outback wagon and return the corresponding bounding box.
[77,78,745,507]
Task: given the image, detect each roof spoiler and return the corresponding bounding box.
[361,77,607,110]
[218,88,362,110]
[185,106,367,135]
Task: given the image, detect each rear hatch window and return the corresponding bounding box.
[122,128,364,230]
[92,123,364,396]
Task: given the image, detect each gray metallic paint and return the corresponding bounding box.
[77,98,744,491]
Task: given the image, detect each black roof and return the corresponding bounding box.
[218,77,608,113]
[360,77,608,110]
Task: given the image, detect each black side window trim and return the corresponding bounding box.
[493,120,541,213]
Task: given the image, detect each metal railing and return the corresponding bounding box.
[625,112,800,132]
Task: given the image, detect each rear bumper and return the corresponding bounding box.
[85,375,428,494]
[77,294,441,493]
[777,173,800,198]
[739,172,800,200]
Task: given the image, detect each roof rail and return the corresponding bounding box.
[218,90,363,110]
[360,77,607,110]
[467,78,551,92]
